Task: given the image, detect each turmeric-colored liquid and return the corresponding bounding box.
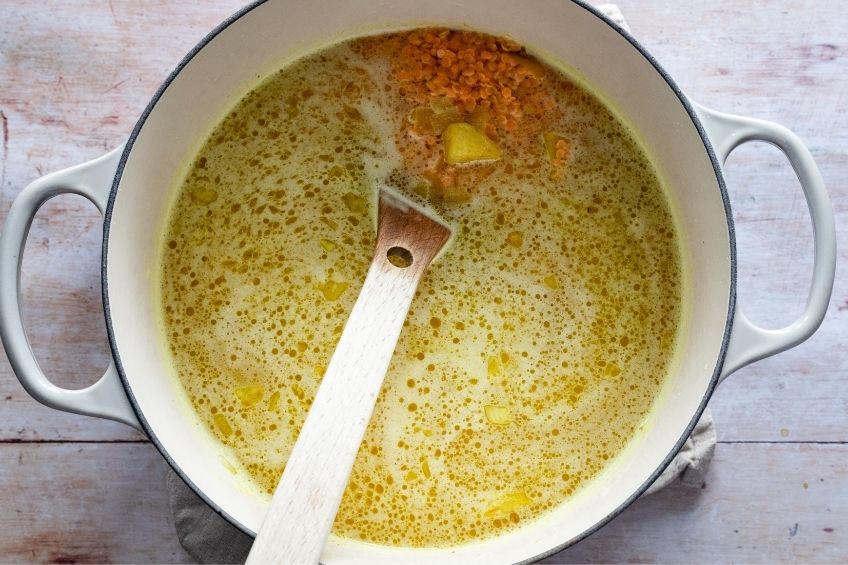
[159,30,681,547]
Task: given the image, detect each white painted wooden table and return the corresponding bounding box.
[1,1,845,563]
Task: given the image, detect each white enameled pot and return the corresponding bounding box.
[0,1,837,563]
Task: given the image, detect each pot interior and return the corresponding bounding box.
[105,0,731,561]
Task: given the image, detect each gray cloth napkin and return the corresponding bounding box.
[165,5,716,562]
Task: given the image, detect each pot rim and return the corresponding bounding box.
[100,0,737,561]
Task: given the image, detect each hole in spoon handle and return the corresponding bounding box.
[386,246,414,268]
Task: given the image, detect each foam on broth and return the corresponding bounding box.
[159,30,682,547]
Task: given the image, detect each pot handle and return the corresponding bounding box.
[693,103,836,382]
[0,145,141,430]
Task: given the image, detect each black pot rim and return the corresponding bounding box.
[100,0,736,561]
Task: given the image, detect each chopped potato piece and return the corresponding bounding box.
[235,385,264,407]
[441,183,472,203]
[544,132,571,166]
[320,217,338,230]
[421,458,432,479]
[506,230,524,247]
[341,192,367,214]
[291,383,305,400]
[604,362,622,378]
[484,404,513,426]
[317,279,349,301]
[429,97,456,115]
[191,185,218,204]
[409,107,436,136]
[487,356,501,378]
[412,181,434,199]
[405,470,418,482]
[212,413,233,437]
[267,391,280,412]
[484,491,532,518]
[442,123,502,165]
[543,275,559,290]
[319,238,337,252]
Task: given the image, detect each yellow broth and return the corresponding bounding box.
[159,30,682,547]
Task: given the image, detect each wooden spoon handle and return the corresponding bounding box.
[246,190,451,565]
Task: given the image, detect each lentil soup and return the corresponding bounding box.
[159,29,682,547]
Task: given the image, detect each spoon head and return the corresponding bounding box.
[376,188,453,271]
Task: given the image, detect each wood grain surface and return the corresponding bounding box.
[1,0,845,563]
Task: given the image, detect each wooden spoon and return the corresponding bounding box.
[246,188,452,565]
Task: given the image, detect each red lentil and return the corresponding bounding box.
[392,29,554,132]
